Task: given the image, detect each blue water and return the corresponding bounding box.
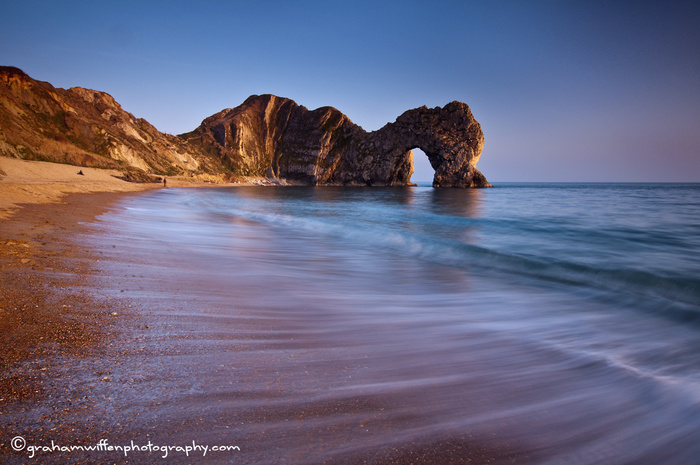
[83,183,700,464]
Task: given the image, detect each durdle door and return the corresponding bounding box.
[182,94,492,187]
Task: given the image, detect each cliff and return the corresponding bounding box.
[0,67,489,187]
[183,94,490,187]
[0,66,224,178]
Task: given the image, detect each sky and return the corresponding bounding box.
[1,0,699,182]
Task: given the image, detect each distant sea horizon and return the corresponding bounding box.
[413,180,700,186]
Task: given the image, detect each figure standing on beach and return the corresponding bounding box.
[163,177,167,188]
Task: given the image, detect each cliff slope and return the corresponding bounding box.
[0,66,223,177]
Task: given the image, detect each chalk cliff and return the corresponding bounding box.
[183,95,490,187]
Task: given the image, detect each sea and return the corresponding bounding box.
[80,182,700,464]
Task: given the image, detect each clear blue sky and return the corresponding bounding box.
[2,0,699,182]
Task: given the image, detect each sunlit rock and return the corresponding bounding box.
[183,95,491,187]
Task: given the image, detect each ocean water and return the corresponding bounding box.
[83,183,700,464]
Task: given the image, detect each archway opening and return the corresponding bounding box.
[410,148,435,185]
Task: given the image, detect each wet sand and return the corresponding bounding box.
[0,157,220,377]
[0,159,528,464]
[0,190,148,461]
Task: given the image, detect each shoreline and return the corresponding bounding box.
[0,157,528,464]
[0,189,148,462]
[0,156,246,220]
[0,157,218,460]
[0,156,233,378]
[2,162,697,463]
[0,190,146,374]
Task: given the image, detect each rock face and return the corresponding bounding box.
[0,66,218,177]
[0,67,490,187]
[183,94,490,187]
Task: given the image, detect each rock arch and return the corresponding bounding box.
[364,101,490,188]
[183,95,491,187]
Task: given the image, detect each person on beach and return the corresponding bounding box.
[163,177,167,188]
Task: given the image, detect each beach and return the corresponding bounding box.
[0,159,525,464]
[0,158,153,462]
[2,158,700,464]
[0,156,219,371]
[0,159,242,463]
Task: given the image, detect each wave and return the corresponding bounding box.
[195,194,700,322]
[122,187,700,326]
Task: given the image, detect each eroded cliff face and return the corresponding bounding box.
[0,67,489,187]
[0,66,216,177]
[183,95,491,187]
[180,95,359,182]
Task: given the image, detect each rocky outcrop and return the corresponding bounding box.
[366,102,488,187]
[0,67,490,187]
[183,95,490,187]
[0,66,221,177]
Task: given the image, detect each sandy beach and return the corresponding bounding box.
[0,157,234,219]
[6,157,697,464]
[0,157,224,372]
[1,157,526,464]
[0,158,162,459]
[0,157,153,372]
[0,158,525,464]
[0,156,241,380]
[0,158,229,463]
